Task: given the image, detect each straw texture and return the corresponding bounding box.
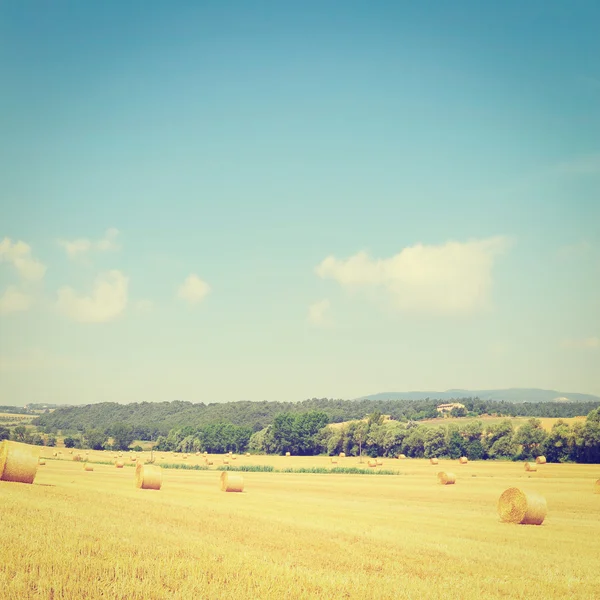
[0,440,40,484]
[498,487,547,525]
[459,457,468,464]
[524,462,537,472]
[594,479,600,494]
[438,471,456,485]
[285,452,291,456]
[535,456,547,464]
[135,463,162,490]
[330,458,338,464]
[220,471,244,492]
[339,452,346,458]
[115,460,124,468]
[398,454,406,459]
[38,459,46,466]
[83,463,94,471]
[367,459,377,467]
[429,458,439,465]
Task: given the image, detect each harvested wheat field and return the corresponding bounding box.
[1,454,599,599]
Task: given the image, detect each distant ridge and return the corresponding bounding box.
[354,388,600,404]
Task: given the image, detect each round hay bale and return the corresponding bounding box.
[223,458,230,465]
[459,457,468,464]
[524,462,537,472]
[331,458,338,464]
[0,441,40,484]
[429,458,439,465]
[535,456,546,465]
[69,450,73,455]
[285,452,291,457]
[376,459,383,466]
[593,479,600,494]
[135,463,162,490]
[398,454,406,459]
[339,452,346,458]
[38,459,46,466]
[367,459,377,468]
[53,452,58,457]
[115,460,124,468]
[231,456,237,460]
[73,454,83,462]
[220,471,244,492]
[83,463,94,471]
[130,457,137,462]
[498,487,547,525]
[205,459,213,466]
[245,452,250,456]
[438,471,456,485]
[195,451,200,456]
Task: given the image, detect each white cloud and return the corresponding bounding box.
[315,236,511,315]
[307,299,332,326]
[561,337,599,350]
[0,285,33,314]
[0,238,46,281]
[177,274,211,304]
[57,270,129,323]
[58,227,120,259]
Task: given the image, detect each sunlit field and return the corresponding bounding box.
[2,450,599,599]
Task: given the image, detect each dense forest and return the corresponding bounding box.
[32,397,600,439]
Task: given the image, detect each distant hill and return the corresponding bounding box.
[355,388,600,403]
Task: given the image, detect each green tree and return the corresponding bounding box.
[83,429,108,450]
[108,422,136,451]
[513,418,547,459]
[541,420,572,463]
[424,428,447,458]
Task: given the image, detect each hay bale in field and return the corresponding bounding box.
[83,463,94,471]
[535,456,546,465]
[205,459,213,466]
[498,487,547,525]
[367,459,377,467]
[438,471,456,485]
[115,460,124,468]
[429,458,439,465]
[195,451,200,456]
[53,452,58,457]
[245,452,250,456]
[69,450,73,455]
[73,454,83,462]
[223,458,230,465]
[130,457,137,462]
[183,455,188,460]
[231,456,237,460]
[285,452,291,456]
[459,457,468,464]
[398,454,406,459]
[339,452,346,458]
[524,462,537,472]
[376,459,383,466]
[0,441,40,484]
[594,479,600,494]
[331,458,338,464]
[135,463,162,490]
[220,471,244,493]
[38,459,46,466]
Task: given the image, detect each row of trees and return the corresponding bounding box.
[32,397,600,437]
[245,409,600,463]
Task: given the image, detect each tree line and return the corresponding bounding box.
[32,397,600,438]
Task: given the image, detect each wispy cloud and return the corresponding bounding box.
[307,299,332,326]
[177,274,211,305]
[315,236,512,315]
[57,270,129,323]
[0,237,46,281]
[561,337,599,350]
[58,227,120,260]
[0,285,33,315]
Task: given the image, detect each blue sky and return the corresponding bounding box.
[1,1,599,405]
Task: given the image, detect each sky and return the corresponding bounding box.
[1,1,599,406]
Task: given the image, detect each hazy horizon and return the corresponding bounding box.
[1,2,599,405]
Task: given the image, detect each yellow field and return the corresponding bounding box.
[401,415,586,431]
[2,449,599,599]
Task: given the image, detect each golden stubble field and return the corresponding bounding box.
[1,449,599,600]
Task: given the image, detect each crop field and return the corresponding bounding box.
[395,415,586,431]
[1,449,599,600]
